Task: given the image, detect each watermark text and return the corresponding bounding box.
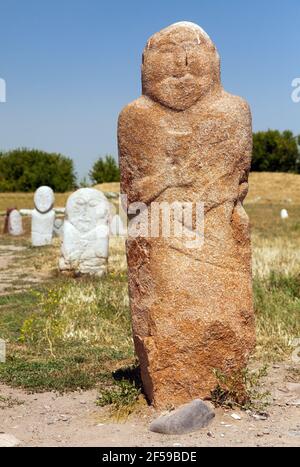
[0,78,6,103]
[291,78,300,103]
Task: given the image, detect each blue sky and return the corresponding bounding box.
[0,0,299,179]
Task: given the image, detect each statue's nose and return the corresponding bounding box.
[173,50,189,76]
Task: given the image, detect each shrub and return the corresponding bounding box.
[89,155,120,184]
[252,130,300,173]
[0,148,76,192]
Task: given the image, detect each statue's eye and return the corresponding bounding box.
[158,48,173,54]
[89,200,100,208]
[76,198,85,206]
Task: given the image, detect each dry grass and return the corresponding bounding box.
[247,172,300,205]
[0,183,121,214]
[0,192,70,212]
[108,237,127,275]
[94,182,120,193]
[252,236,300,278]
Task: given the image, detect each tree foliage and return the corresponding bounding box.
[0,148,76,192]
[89,155,120,184]
[252,130,300,173]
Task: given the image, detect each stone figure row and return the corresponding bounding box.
[3,186,126,277]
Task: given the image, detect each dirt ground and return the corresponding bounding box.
[0,229,299,447]
[0,362,299,447]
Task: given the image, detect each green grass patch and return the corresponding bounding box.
[0,274,134,392]
[0,290,39,341]
[97,380,141,408]
[254,272,300,361]
[0,355,110,392]
[96,364,145,420]
[211,366,270,412]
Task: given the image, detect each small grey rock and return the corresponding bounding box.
[150,399,215,435]
[250,412,269,421]
[288,430,300,437]
[59,415,70,422]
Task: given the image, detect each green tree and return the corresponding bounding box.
[79,176,91,188]
[252,130,300,173]
[89,155,120,184]
[0,148,76,192]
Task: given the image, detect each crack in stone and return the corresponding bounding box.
[169,244,246,274]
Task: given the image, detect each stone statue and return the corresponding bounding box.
[118,22,255,408]
[3,208,16,234]
[31,186,55,246]
[59,188,110,276]
[7,209,23,236]
[53,218,64,239]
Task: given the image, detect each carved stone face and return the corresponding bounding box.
[142,22,221,111]
[66,188,109,233]
[34,186,54,213]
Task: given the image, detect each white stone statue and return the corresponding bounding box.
[53,218,64,239]
[31,186,55,247]
[8,209,23,236]
[59,188,110,276]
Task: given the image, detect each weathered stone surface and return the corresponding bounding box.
[8,209,23,236]
[118,22,255,408]
[32,186,55,246]
[59,188,110,277]
[3,208,15,234]
[150,399,215,434]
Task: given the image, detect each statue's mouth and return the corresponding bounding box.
[160,75,198,97]
[168,73,195,83]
